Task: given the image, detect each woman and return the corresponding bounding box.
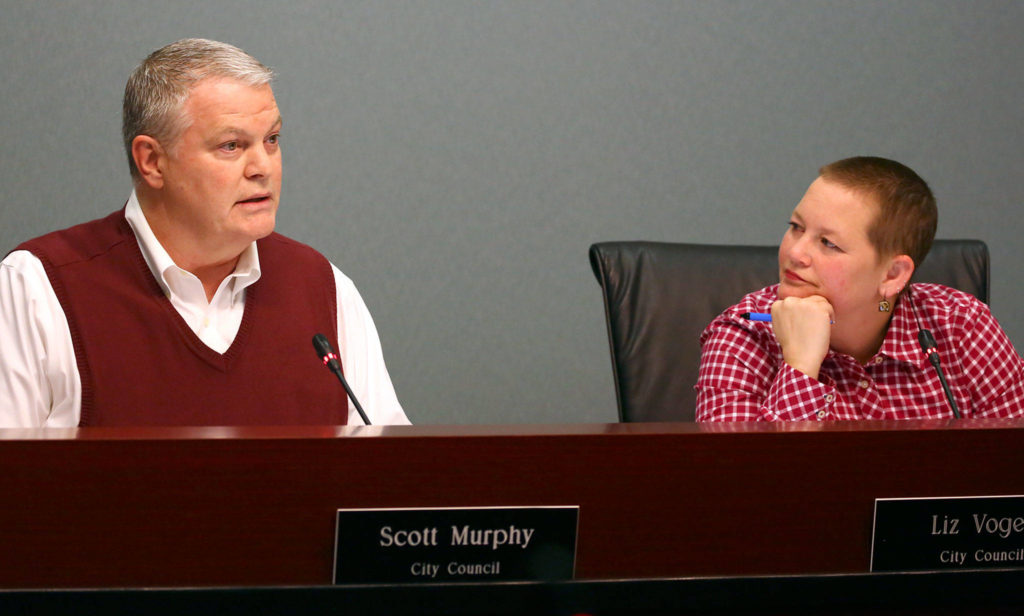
[696,157,1024,421]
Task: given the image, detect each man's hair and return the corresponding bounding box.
[122,38,274,181]
[819,156,937,267]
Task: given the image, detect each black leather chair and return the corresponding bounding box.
[589,240,989,423]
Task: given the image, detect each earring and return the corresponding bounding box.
[878,297,892,312]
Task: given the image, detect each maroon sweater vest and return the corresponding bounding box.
[18,210,349,426]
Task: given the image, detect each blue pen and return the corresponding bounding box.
[740,311,835,324]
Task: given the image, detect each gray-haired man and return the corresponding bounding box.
[0,39,408,427]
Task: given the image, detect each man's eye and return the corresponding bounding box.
[221,142,238,152]
[266,134,280,145]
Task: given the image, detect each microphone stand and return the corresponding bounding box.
[906,289,961,419]
[312,333,372,425]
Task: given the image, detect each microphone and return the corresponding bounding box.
[906,290,961,419]
[312,333,372,425]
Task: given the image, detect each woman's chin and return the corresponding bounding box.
[778,283,823,301]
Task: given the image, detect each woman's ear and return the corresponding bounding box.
[882,254,915,297]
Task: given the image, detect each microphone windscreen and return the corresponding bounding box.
[918,329,938,352]
[312,333,335,360]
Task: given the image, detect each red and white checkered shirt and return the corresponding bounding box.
[696,283,1024,421]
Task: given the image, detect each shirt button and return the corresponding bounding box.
[873,356,884,364]
[824,393,835,404]
[816,410,827,419]
[858,380,870,389]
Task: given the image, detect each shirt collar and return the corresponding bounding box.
[124,191,262,299]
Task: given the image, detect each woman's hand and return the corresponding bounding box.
[770,295,835,380]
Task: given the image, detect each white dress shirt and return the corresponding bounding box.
[0,192,409,427]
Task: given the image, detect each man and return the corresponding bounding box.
[0,39,408,427]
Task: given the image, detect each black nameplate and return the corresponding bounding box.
[333,506,578,584]
[871,495,1024,572]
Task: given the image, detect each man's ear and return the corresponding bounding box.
[131,135,166,189]
[882,254,915,297]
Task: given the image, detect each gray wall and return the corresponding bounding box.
[2,1,1021,425]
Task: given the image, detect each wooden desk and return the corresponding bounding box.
[1,419,1022,589]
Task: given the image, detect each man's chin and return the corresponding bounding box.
[246,213,277,240]
[230,224,275,247]
[254,223,276,241]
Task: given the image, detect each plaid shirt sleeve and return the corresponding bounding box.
[696,315,840,421]
[945,295,1024,418]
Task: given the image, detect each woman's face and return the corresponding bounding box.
[777,177,893,318]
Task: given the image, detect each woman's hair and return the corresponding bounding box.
[122,38,274,181]
[819,156,937,267]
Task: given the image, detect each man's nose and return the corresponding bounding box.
[244,146,272,178]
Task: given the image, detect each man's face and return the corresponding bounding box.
[158,78,282,264]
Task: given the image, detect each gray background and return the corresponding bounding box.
[2,1,1021,425]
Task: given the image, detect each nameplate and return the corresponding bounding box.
[333,506,578,584]
[871,495,1024,572]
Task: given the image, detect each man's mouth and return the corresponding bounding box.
[237,194,272,205]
